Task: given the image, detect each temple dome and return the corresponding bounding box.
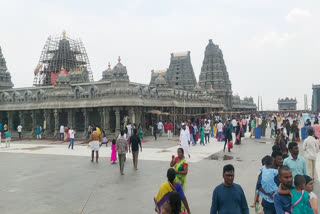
[193,82,202,93]
[112,57,129,81]
[155,74,167,87]
[55,72,70,85]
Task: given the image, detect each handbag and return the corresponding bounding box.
[227,141,233,149]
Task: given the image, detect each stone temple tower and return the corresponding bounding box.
[0,46,14,90]
[166,51,197,91]
[199,39,232,109]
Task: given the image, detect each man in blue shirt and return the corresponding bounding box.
[210,164,249,214]
[283,142,308,179]
[274,166,293,214]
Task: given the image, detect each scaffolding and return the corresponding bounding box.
[33,32,93,86]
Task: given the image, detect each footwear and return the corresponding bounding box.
[121,172,124,175]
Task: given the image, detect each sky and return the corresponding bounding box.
[0,0,319,110]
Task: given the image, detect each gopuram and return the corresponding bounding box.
[0,32,256,138]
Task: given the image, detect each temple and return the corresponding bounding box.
[0,33,256,138]
[199,39,232,109]
[0,46,14,90]
[278,98,297,110]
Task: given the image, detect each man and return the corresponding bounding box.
[153,122,157,141]
[283,142,308,179]
[273,166,293,214]
[217,120,223,142]
[250,118,255,138]
[68,127,76,150]
[157,121,163,136]
[167,120,173,139]
[59,125,64,141]
[189,122,195,145]
[126,122,132,138]
[223,121,232,152]
[116,130,128,175]
[17,124,22,139]
[303,128,319,178]
[232,118,237,133]
[242,117,247,133]
[204,121,211,144]
[180,123,191,158]
[262,117,267,137]
[210,164,249,214]
[129,129,142,170]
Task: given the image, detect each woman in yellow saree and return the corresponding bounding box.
[154,168,191,214]
[170,148,188,191]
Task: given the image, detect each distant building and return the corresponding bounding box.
[312,84,320,113]
[278,98,297,110]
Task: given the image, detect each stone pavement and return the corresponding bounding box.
[0,134,319,214]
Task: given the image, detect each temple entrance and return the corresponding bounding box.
[88,109,101,127]
[12,112,20,130]
[109,110,116,133]
[0,112,8,125]
[24,112,32,131]
[59,112,68,127]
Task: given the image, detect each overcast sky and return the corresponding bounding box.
[0,0,319,110]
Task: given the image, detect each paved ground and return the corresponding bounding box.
[0,134,319,214]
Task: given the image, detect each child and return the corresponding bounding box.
[160,202,172,214]
[278,175,313,214]
[4,131,11,148]
[261,156,278,196]
[282,148,289,160]
[110,139,117,164]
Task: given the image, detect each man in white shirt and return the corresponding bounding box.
[157,121,163,137]
[126,122,132,139]
[232,118,237,133]
[180,123,191,158]
[17,125,22,139]
[59,125,64,141]
[217,120,224,142]
[204,121,211,144]
[68,127,76,150]
[303,128,319,178]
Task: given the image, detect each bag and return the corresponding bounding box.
[228,141,233,149]
[296,137,300,142]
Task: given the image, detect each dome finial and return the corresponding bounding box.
[62,30,66,39]
[108,62,111,69]
[118,56,121,63]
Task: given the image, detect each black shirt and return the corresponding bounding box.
[130,134,141,152]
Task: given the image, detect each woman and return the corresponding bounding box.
[138,124,143,140]
[304,175,318,214]
[235,122,242,145]
[170,148,188,191]
[154,168,191,214]
[88,127,101,162]
[313,120,320,139]
[199,123,205,146]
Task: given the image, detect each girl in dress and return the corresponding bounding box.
[110,139,117,164]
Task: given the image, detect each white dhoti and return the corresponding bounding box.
[90,141,100,152]
[181,145,190,156]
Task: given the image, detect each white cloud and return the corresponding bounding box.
[285,8,312,23]
[253,31,296,48]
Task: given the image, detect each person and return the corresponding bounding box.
[270,120,275,138]
[274,166,293,213]
[217,120,223,142]
[154,168,191,214]
[126,122,132,139]
[36,125,42,139]
[170,148,188,191]
[313,120,320,139]
[153,122,158,141]
[17,124,22,139]
[283,142,308,179]
[304,175,318,214]
[223,121,232,152]
[88,127,101,162]
[110,139,117,164]
[116,130,128,175]
[260,156,278,208]
[250,118,256,138]
[235,122,242,145]
[242,117,247,133]
[199,123,205,146]
[3,124,7,132]
[278,175,313,214]
[204,121,211,144]
[129,129,142,170]
[68,126,76,150]
[167,120,173,139]
[100,130,108,147]
[64,126,69,142]
[138,124,143,140]
[59,125,64,140]
[189,123,195,146]
[274,129,287,153]
[210,164,249,214]
[302,128,319,178]
[262,117,267,137]
[179,123,190,158]
[4,130,11,148]
[158,121,163,136]
[291,121,299,142]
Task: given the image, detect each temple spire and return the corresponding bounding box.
[62,30,66,39]
[118,56,121,63]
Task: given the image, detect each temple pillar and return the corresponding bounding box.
[31,110,36,137]
[72,110,76,129]
[67,110,73,127]
[82,109,88,137]
[115,108,120,137]
[103,107,110,133]
[54,109,59,138]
